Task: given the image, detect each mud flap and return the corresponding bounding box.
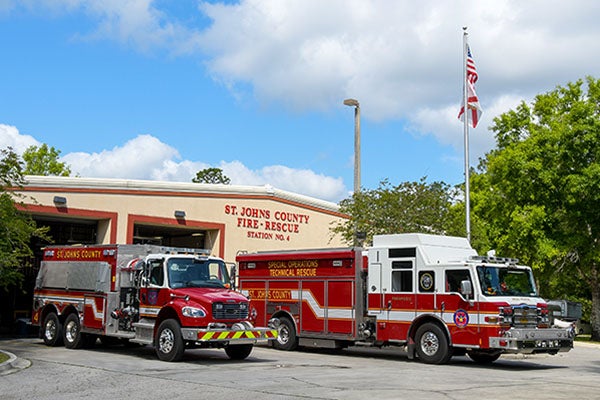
[407,338,416,360]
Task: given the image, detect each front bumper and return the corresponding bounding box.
[181,326,278,344]
[489,327,573,354]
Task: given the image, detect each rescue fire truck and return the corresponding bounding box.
[236,233,574,364]
[32,244,277,362]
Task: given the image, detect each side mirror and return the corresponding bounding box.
[229,263,237,290]
[461,280,473,299]
[142,261,151,287]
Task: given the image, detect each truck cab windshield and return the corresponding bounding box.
[167,257,230,289]
[476,265,538,297]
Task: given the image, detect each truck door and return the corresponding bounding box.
[326,279,355,336]
[139,257,169,318]
[387,259,416,340]
[367,247,416,341]
[366,250,383,315]
[443,269,478,346]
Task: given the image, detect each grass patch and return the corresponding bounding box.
[0,352,9,364]
[575,334,600,344]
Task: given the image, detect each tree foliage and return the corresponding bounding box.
[472,77,600,340]
[331,177,456,246]
[192,168,231,184]
[23,144,71,176]
[0,147,49,289]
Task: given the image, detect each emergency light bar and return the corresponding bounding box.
[469,255,519,265]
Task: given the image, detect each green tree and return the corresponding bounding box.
[22,143,71,176]
[473,77,600,340]
[331,177,456,246]
[192,168,231,184]
[0,147,49,289]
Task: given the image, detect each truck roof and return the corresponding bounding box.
[372,233,477,265]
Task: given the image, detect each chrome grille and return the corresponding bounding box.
[512,305,538,328]
[212,302,248,320]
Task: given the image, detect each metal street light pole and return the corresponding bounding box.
[343,98,360,194]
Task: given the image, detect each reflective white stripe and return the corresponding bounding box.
[291,290,354,320]
[368,309,503,326]
[84,297,104,320]
[37,295,83,303]
[139,307,160,316]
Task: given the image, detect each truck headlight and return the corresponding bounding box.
[182,306,207,318]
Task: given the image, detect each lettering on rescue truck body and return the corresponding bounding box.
[55,249,104,260]
[266,259,318,277]
[223,204,311,242]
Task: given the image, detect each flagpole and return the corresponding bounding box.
[462,27,471,243]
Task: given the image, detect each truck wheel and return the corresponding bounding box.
[467,350,501,364]
[225,344,253,360]
[63,313,85,349]
[415,323,452,364]
[155,319,185,362]
[274,317,298,351]
[42,312,64,347]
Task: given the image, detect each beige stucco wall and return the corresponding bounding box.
[18,176,349,262]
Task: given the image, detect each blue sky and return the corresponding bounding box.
[1,0,599,203]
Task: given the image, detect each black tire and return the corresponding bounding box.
[63,313,85,349]
[225,344,253,360]
[467,350,501,364]
[273,317,298,351]
[42,312,64,347]
[155,319,185,362]
[415,322,452,364]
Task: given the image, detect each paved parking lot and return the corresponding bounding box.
[1,338,600,400]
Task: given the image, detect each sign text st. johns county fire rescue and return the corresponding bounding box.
[224,204,310,242]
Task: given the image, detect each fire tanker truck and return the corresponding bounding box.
[236,233,574,364]
[32,244,277,362]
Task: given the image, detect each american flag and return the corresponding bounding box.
[458,45,482,128]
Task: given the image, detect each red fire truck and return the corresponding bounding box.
[236,233,574,364]
[32,244,277,362]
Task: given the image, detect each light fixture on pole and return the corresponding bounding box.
[343,98,361,194]
[344,98,363,247]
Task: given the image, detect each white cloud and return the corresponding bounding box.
[62,134,181,179]
[3,1,598,198]
[12,0,202,54]
[16,1,599,118]
[0,123,348,202]
[220,160,347,201]
[0,124,40,153]
[9,131,349,202]
[191,0,600,158]
[411,93,524,161]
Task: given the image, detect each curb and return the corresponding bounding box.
[0,349,30,375]
[574,340,600,348]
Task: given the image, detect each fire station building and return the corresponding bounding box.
[2,175,348,333]
[18,175,348,260]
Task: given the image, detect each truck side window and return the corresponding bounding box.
[391,261,413,292]
[150,264,164,286]
[445,269,471,293]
